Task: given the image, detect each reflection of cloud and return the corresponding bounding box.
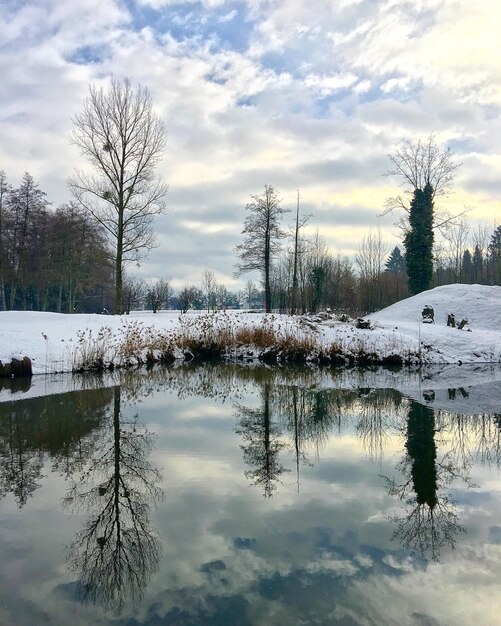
[346,544,501,626]
[2,365,501,625]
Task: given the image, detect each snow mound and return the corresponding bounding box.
[371,284,500,330]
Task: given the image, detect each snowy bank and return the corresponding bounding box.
[0,284,499,375]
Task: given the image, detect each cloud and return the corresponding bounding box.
[0,0,500,288]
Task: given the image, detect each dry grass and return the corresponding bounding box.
[234,325,276,348]
[67,313,421,372]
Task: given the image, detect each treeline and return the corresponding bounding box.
[1,171,500,315]
[259,222,500,315]
[434,221,501,286]
[0,171,114,312]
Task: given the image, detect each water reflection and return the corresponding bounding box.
[0,383,163,613]
[0,388,112,505]
[0,363,501,625]
[235,377,406,494]
[64,386,163,612]
[236,382,290,497]
[382,401,468,561]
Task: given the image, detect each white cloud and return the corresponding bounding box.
[0,0,500,287]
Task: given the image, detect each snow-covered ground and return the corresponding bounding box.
[370,283,501,363]
[0,284,500,376]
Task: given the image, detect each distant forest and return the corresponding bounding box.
[0,170,500,315]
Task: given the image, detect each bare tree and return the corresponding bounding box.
[355,226,388,312]
[145,278,171,314]
[201,269,218,313]
[177,285,197,313]
[471,223,490,256]
[122,275,145,314]
[443,217,470,281]
[235,185,289,313]
[290,190,311,314]
[385,134,463,232]
[69,77,168,314]
[215,284,227,311]
[243,279,258,309]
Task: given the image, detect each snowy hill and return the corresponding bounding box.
[371,283,500,329]
[366,284,501,365]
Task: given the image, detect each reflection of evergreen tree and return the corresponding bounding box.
[384,401,465,561]
[406,402,438,508]
[65,387,163,612]
[236,383,289,497]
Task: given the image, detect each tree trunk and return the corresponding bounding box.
[291,191,300,314]
[0,276,5,311]
[115,211,124,315]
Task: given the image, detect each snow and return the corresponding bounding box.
[0,284,500,379]
[369,283,501,364]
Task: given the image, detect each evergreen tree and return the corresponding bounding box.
[0,171,11,310]
[310,265,326,313]
[404,183,434,295]
[461,249,473,283]
[472,244,483,283]
[385,246,406,272]
[487,225,501,284]
[6,172,49,309]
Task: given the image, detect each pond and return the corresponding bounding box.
[0,363,500,626]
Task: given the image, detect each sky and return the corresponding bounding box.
[1,0,501,290]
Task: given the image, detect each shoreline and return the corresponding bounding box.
[1,285,500,377]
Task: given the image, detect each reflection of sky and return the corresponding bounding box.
[0,368,501,625]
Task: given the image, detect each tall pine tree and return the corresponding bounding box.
[385,246,406,272]
[487,225,501,284]
[404,183,434,295]
[472,244,483,283]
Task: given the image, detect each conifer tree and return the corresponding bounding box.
[472,244,483,283]
[461,249,473,283]
[385,246,406,273]
[487,225,501,284]
[235,185,288,313]
[404,183,434,294]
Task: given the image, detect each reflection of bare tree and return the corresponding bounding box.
[477,413,501,466]
[236,383,289,497]
[383,401,467,561]
[355,389,403,462]
[64,387,163,612]
[0,406,44,506]
[428,407,501,471]
[289,387,311,489]
[275,387,346,487]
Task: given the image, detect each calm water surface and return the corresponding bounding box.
[0,364,500,626]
